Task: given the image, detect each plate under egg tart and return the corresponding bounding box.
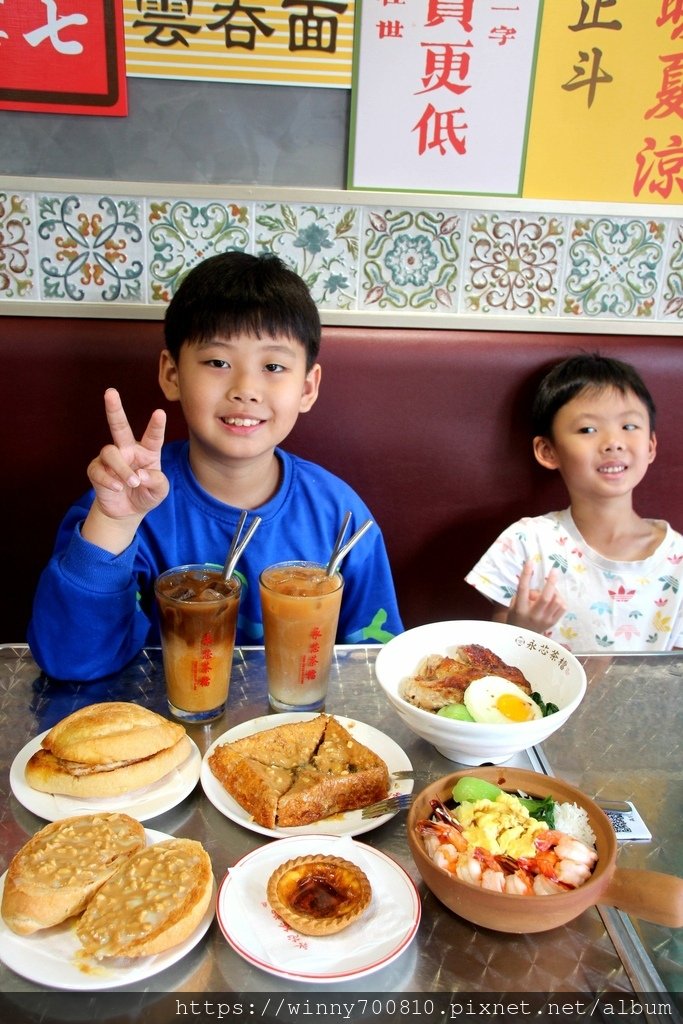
[266,854,371,936]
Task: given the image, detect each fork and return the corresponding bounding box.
[361,792,414,819]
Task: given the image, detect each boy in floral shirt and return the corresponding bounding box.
[466,353,683,652]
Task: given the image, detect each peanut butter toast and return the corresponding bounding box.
[75,838,213,958]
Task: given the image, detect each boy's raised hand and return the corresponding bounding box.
[506,560,566,634]
[82,389,169,553]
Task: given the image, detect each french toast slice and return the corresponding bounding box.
[208,745,294,829]
[211,712,327,770]
[208,715,390,829]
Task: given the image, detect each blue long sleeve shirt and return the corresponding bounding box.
[28,443,403,680]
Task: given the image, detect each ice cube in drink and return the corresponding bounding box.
[155,565,241,722]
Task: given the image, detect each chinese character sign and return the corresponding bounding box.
[348,0,542,195]
[124,0,355,89]
[0,0,127,115]
[524,0,683,203]
[349,0,681,203]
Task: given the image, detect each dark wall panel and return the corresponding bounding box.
[0,78,349,188]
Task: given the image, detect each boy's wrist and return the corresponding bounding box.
[81,503,143,555]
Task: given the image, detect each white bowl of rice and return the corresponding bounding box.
[375,620,586,764]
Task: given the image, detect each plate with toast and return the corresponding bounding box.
[0,825,216,990]
[200,712,413,837]
[10,728,202,824]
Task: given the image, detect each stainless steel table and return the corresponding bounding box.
[0,644,680,1008]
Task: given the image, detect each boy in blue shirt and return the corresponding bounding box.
[28,252,403,679]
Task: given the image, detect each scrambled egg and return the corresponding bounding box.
[453,792,548,859]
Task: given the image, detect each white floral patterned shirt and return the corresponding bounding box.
[465,509,683,652]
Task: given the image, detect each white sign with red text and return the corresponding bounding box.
[349,0,541,196]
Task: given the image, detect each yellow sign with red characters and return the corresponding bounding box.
[524,0,683,203]
[349,0,682,204]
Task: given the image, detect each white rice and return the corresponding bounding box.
[554,801,597,846]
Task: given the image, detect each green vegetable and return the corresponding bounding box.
[451,776,556,828]
[437,704,475,722]
[531,692,560,717]
[451,777,502,803]
[517,794,555,828]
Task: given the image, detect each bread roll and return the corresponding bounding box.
[1,813,146,935]
[25,734,192,798]
[43,702,185,764]
[76,838,213,958]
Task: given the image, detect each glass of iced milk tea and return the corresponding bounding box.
[259,561,344,713]
[155,564,241,723]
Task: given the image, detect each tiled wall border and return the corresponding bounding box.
[1,175,682,335]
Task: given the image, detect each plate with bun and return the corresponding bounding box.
[10,702,201,823]
[0,814,215,989]
[201,712,413,838]
[217,834,420,982]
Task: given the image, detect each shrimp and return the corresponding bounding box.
[532,874,566,896]
[416,817,468,874]
[536,831,598,866]
[520,830,598,889]
[415,809,597,897]
[504,867,535,895]
[473,847,507,892]
[454,853,483,886]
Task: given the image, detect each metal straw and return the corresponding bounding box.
[327,510,352,573]
[223,511,262,580]
[326,518,374,576]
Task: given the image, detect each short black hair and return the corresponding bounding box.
[163,251,321,370]
[532,352,657,437]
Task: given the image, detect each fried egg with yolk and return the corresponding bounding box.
[464,675,542,724]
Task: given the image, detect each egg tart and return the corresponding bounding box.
[267,854,371,936]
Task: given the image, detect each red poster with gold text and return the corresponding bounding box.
[0,0,127,115]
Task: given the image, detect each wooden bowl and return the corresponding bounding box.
[407,767,683,934]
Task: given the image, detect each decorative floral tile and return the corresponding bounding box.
[147,197,251,303]
[360,207,461,311]
[0,191,36,300]
[462,212,565,316]
[35,193,145,303]
[255,202,360,311]
[659,220,683,321]
[2,179,680,330]
[561,216,667,320]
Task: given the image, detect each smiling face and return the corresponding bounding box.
[159,332,320,483]
[533,385,657,502]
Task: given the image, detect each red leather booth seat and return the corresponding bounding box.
[2,317,681,642]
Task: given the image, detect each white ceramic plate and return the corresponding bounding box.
[200,713,413,838]
[0,829,215,990]
[217,834,420,982]
[9,732,202,823]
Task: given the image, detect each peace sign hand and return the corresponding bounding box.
[82,389,169,553]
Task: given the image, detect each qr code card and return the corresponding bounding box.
[603,802,652,841]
